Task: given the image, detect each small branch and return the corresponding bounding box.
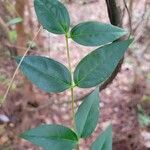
[123,0,132,37]
[1,26,42,107]
[5,0,21,17]
[133,0,148,32]
[0,17,9,33]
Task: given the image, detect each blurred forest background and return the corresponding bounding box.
[0,0,150,149]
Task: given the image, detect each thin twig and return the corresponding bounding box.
[133,0,148,32]
[5,42,40,52]
[1,26,42,106]
[0,17,9,33]
[123,0,132,37]
[5,0,20,17]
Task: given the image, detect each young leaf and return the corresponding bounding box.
[75,88,100,138]
[74,39,133,88]
[16,56,71,93]
[70,21,127,46]
[7,17,23,25]
[91,125,112,150]
[20,124,78,150]
[34,0,70,34]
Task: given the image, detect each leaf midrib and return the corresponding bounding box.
[24,135,78,142]
[75,48,115,86]
[39,1,67,33]
[80,99,96,137]
[71,31,125,38]
[23,61,71,87]
[75,55,100,86]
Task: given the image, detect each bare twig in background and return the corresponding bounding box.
[5,0,20,17]
[0,17,9,33]
[133,0,149,33]
[123,0,132,37]
[1,26,42,107]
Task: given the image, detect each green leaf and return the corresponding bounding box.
[34,0,70,34]
[7,17,23,25]
[138,113,150,127]
[8,30,17,43]
[91,125,112,150]
[75,87,100,138]
[20,124,78,150]
[70,21,127,46]
[16,56,71,93]
[74,39,133,88]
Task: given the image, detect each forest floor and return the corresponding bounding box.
[0,0,150,150]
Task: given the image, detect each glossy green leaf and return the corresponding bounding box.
[74,39,133,88]
[34,0,70,34]
[20,124,78,150]
[16,56,71,93]
[70,21,127,46]
[91,125,112,150]
[7,17,23,25]
[75,88,100,138]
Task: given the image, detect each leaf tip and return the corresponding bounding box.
[126,38,134,47]
[19,132,26,139]
[19,130,31,140]
[15,56,22,64]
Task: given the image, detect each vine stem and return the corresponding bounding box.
[65,34,75,129]
[65,35,80,150]
[65,34,79,150]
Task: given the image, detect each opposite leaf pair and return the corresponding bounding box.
[20,125,112,150]
[34,0,127,46]
[15,0,133,94]
[16,39,133,93]
[20,88,112,150]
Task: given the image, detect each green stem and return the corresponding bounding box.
[65,34,75,129]
[65,34,79,150]
[71,86,75,129]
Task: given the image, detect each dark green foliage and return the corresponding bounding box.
[74,39,133,88]
[70,21,127,46]
[17,0,134,149]
[91,125,112,150]
[34,0,70,34]
[16,56,72,93]
[20,124,78,150]
[75,88,100,138]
